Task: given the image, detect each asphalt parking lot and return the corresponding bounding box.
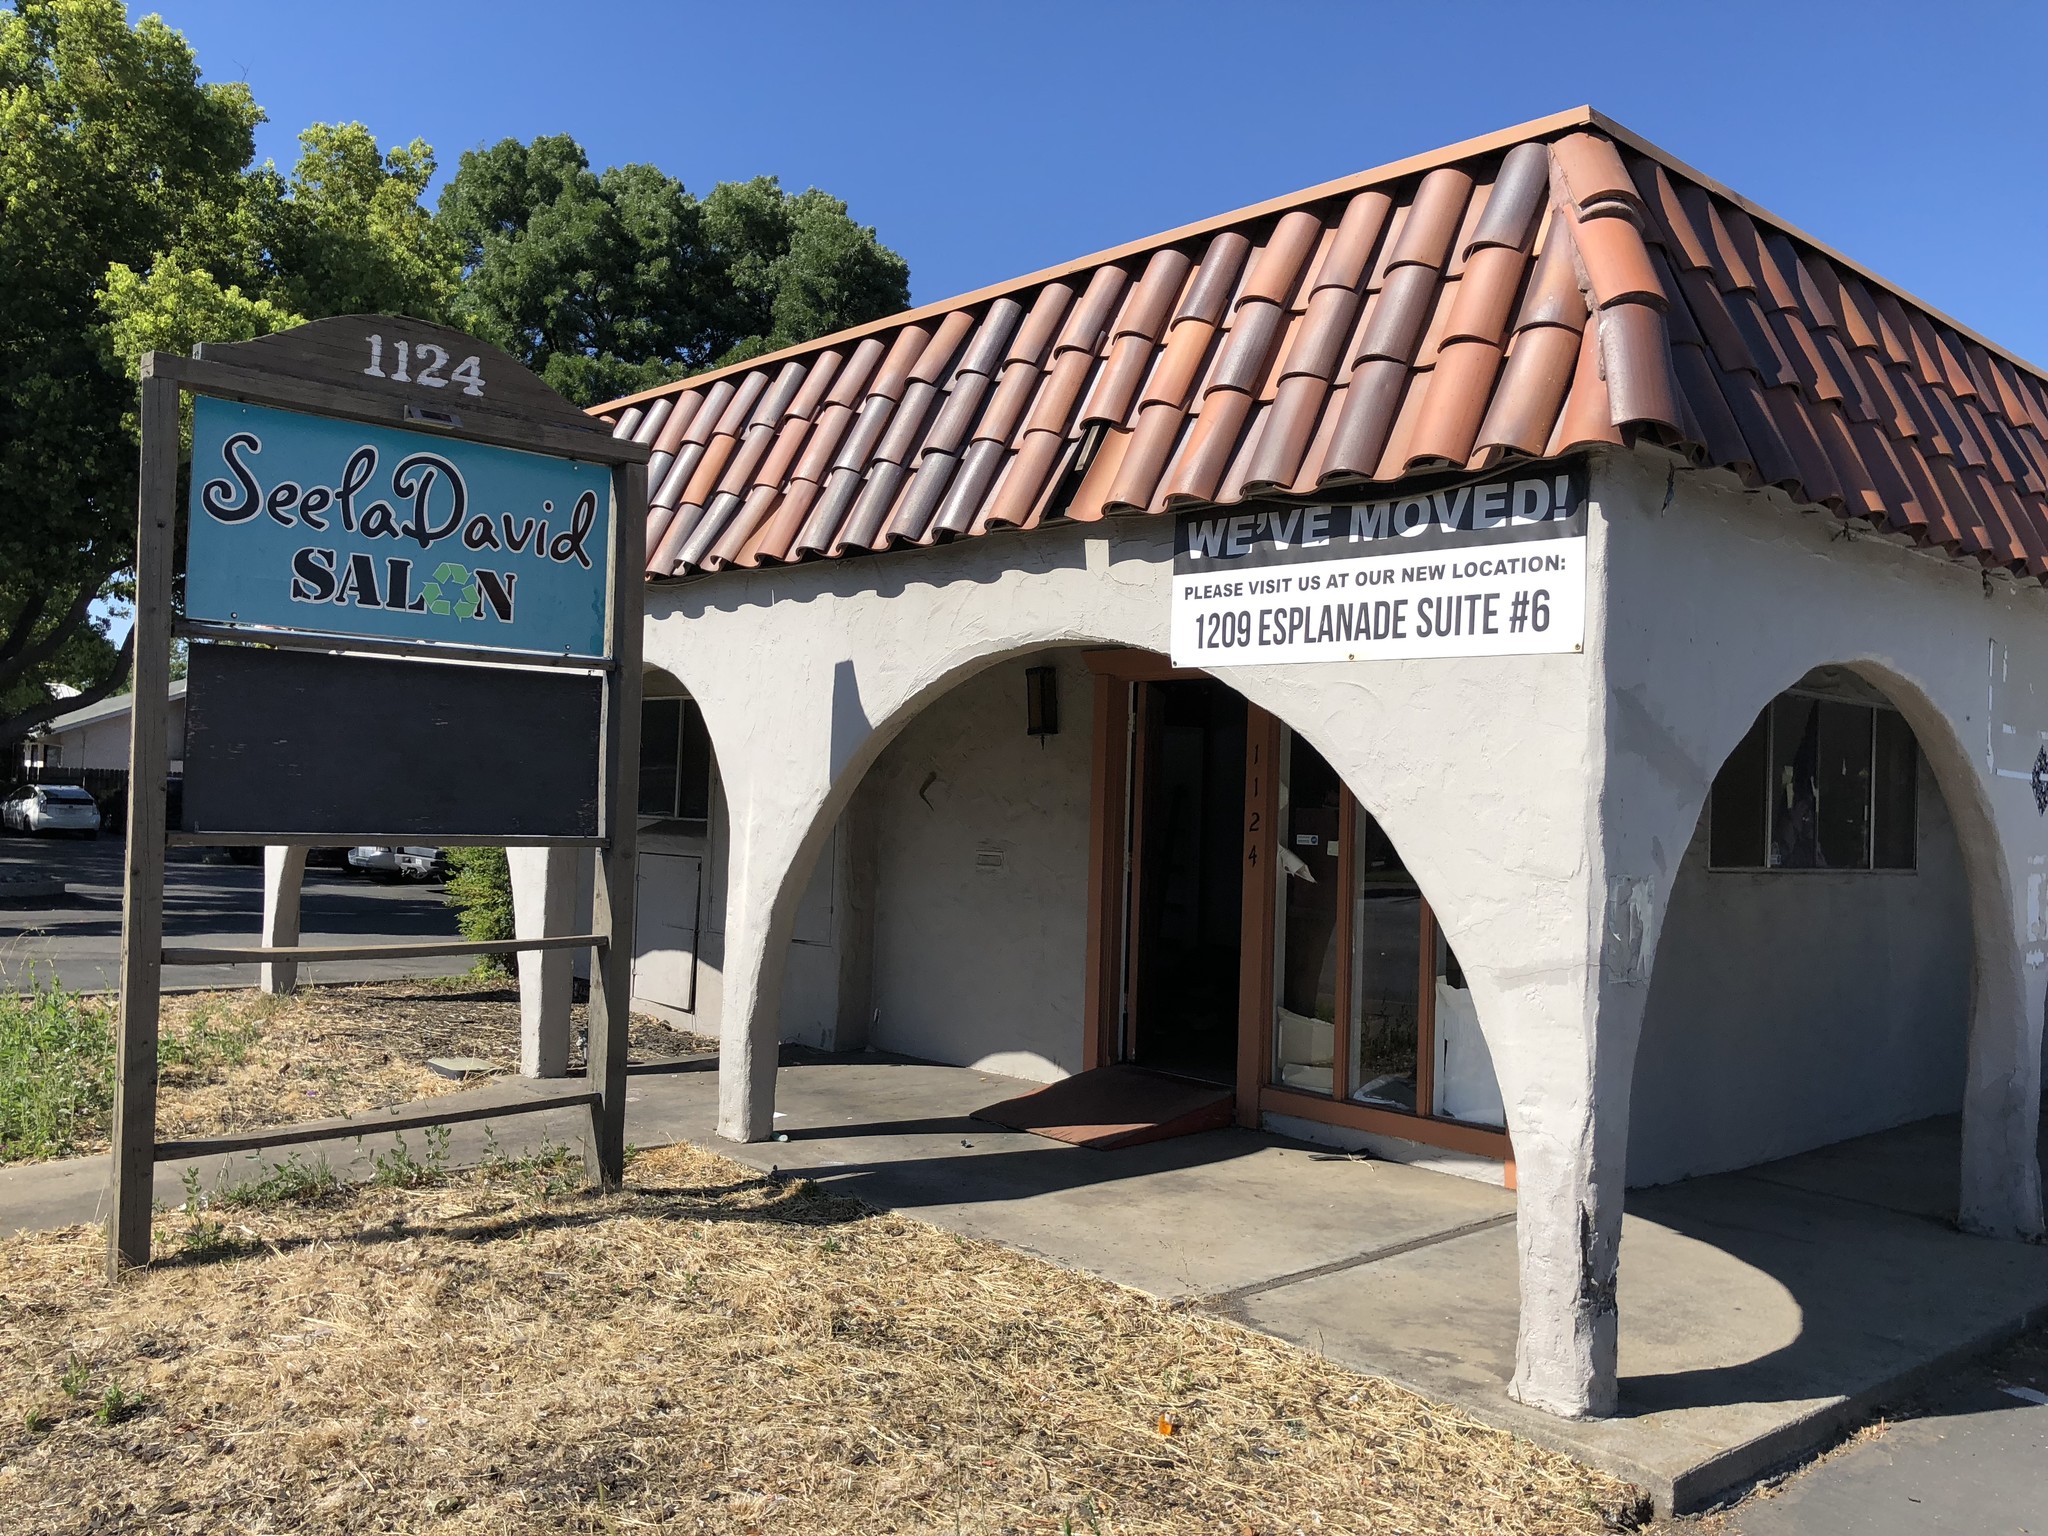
[0,830,467,993]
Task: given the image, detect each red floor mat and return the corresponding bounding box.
[972,1065,1234,1150]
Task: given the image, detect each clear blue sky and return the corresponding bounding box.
[153,0,2046,367]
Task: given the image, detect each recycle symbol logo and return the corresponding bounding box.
[419,562,481,620]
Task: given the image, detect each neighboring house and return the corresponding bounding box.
[581,106,2048,1425]
[22,681,187,778]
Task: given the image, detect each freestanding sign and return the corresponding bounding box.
[108,316,649,1274]
[186,398,612,656]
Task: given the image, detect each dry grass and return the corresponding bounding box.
[0,1141,1644,1535]
[40,981,712,1164]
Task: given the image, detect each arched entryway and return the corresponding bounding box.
[631,665,848,1047]
[1631,665,1974,1190]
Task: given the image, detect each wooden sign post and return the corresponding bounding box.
[108,317,649,1275]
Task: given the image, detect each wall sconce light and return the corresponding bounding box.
[1025,665,1059,738]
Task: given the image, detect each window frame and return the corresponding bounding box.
[637,693,713,830]
[1267,726,1501,1138]
[1706,688,1919,875]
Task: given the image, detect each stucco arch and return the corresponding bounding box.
[643,516,1616,1418]
[1626,642,2034,1231]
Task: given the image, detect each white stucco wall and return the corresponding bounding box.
[1628,749,1971,1187]
[631,443,2048,1417]
[1598,450,2048,1232]
[856,649,1094,1081]
[632,772,847,1045]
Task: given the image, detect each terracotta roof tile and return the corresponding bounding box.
[1550,321,1624,454]
[1178,235,1250,326]
[1565,199,1665,308]
[1550,131,1645,221]
[1358,263,1443,363]
[1139,314,1223,412]
[1444,243,1527,347]
[1408,337,1503,466]
[1008,285,1074,366]
[1515,234,1590,332]
[1161,387,1254,505]
[1365,203,1412,291]
[599,114,2048,587]
[627,396,671,446]
[1315,192,1395,292]
[1471,142,1551,253]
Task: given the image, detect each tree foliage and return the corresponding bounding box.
[0,0,259,742]
[1,0,910,753]
[438,137,909,405]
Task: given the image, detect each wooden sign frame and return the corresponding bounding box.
[108,317,650,1274]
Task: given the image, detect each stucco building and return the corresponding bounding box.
[526,108,2048,1422]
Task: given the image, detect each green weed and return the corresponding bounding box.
[0,981,273,1163]
[478,1131,581,1196]
[58,1354,89,1399]
[177,1165,237,1259]
[213,1152,343,1209]
[156,1000,263,1079]
[0,979,114,1162]
[372,1124,452,1189]
[93,1384,143,1427]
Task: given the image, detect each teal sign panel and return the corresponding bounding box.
[185,398,611,657]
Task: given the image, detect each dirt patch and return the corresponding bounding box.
[0,1141,1643,1535]
[50,981,710,1164]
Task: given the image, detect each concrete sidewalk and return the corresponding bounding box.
[5,1051,2046,1514]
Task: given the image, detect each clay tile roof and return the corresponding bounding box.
[601,108,2048,585]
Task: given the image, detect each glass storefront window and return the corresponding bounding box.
[1428,933,1504,1128]
[1348,811,1420,1111]
[1273,733,1341,1093]
[1269,728,1500,1130]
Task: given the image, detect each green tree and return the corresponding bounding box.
[0,4,460,754]
[442,848,514,978]
[0,0,259,745]
[438,136,909,405]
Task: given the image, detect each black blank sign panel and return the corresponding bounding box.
[182,644,602,839]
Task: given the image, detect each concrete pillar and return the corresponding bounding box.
[1484,873,1659,1420]
[1958,884,2047,1239]
[715,809,805,1143]
[260,845,309,994]
[1503,996,1644,1419]
[509,845,577,1077]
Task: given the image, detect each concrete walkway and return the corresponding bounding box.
[5,1051,2045,1515]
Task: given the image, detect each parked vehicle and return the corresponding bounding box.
[349,845,445,880]
[347,845,405,878]
[394,847,448,881]
[1,783,101,837]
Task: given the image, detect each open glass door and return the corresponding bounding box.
[1124,678,1247,1084]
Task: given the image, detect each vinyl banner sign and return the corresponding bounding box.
[1169,461,1588,667]
[185,397,611,657]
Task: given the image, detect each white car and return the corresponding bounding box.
[349,845,444,880]
[347,845,405,878]
[2,784,100,837]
